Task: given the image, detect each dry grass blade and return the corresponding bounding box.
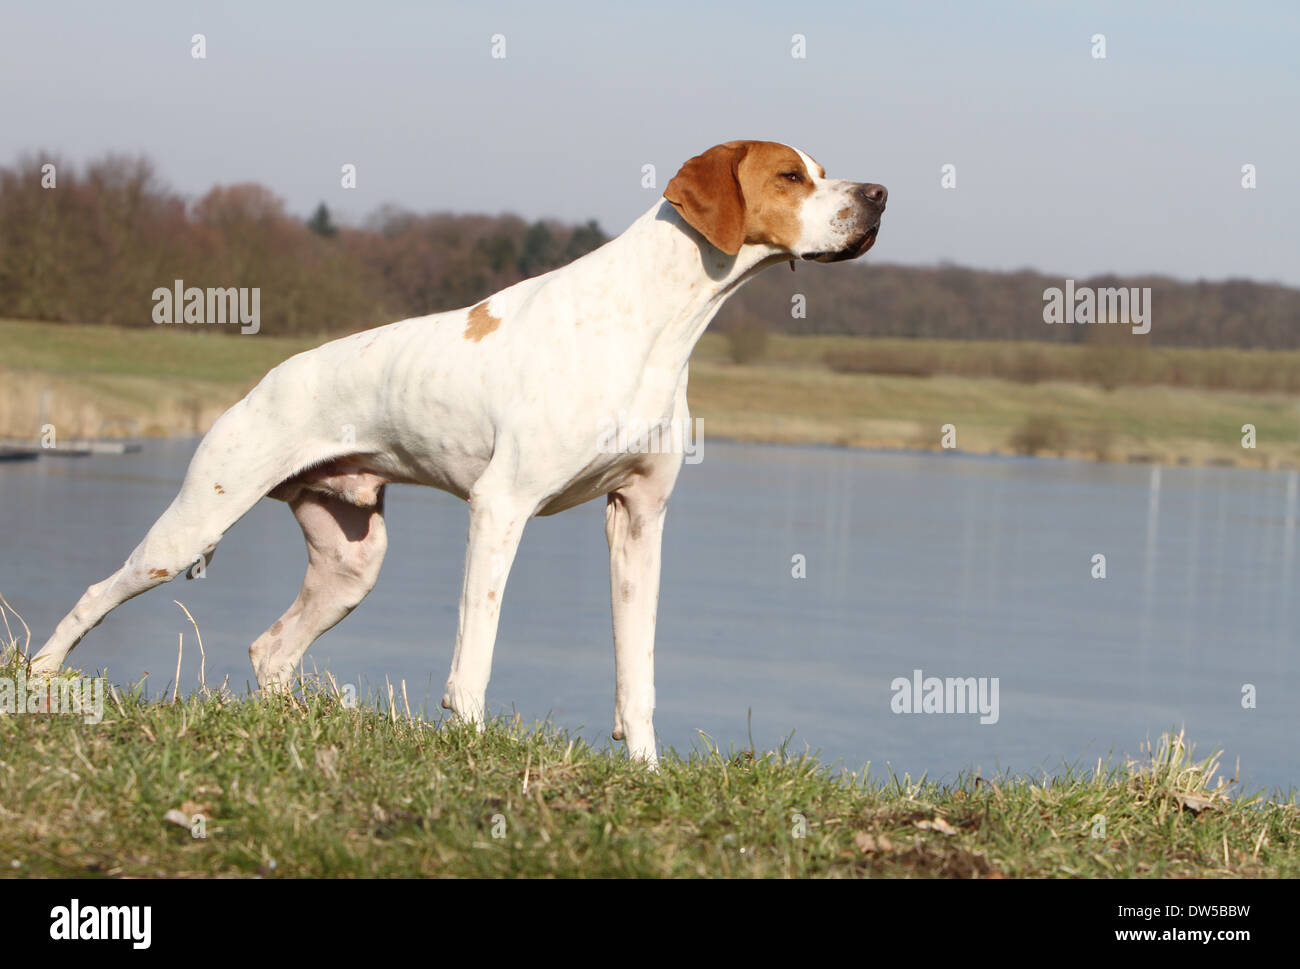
[173,600,207,695]
[0,592,32,658]
[171,632,183,703]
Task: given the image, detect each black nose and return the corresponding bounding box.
[861,183,887,205]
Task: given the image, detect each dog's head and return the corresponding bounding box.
[664,140,885,262]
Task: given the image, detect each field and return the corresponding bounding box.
[1,641,1296,878]
[1,319,1298,468]
[3,323,1297,878]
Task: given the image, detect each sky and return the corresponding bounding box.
[1,0,1297,285]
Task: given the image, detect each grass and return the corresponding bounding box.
[1,625,1296,878]
[2,319,1299,467]
[686,357,1300,466]
[817,336,1300,394]
[0,319,320,438]
[0,318,320,382]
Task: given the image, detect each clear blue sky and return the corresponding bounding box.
[2,0,1296,284]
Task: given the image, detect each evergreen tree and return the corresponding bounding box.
[307,202,338,237]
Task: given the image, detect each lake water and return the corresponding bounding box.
[2,439,1297,793]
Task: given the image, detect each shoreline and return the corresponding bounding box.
[1,363,1295,473]
[3,416,1291,474]
[2,320,1297,473]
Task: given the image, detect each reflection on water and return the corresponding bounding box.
[2,439,1296,792]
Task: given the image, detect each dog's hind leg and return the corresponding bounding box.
[29,478,263,676]
[249,488,388,691]
[29,398,308,676]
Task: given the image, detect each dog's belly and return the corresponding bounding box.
[271,446,639,516]
[266,448,488,507]
[535,453,647,517]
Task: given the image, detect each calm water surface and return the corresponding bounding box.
[2,439,1296,792]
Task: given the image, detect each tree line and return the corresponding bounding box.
[1,152,1296,349]
[723,262,1300,349]
[0,153,608,335]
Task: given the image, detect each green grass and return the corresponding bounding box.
[699,332,1300,394]
[1,640,1295,878]
[0,319,320,383]
[686,361,1300,464]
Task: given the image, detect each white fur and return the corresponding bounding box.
[30,144,879,766]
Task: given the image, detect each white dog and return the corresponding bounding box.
[31,141,886,765]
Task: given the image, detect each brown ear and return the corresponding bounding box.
[664,142,749,255]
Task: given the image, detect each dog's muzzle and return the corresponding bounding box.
[804,182,887,263]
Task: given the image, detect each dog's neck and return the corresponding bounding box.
[599,200,787,369]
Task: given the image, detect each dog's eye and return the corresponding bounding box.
[780,171,804,182]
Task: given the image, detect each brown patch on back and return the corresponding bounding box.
[464,301,501,342]
[213,483,225,494]
[149,568,169,579]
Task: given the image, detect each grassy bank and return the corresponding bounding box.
[0,320,319,439]
[2,319,1298,467]
[0,641,1296,878]
[691,332,1300,467]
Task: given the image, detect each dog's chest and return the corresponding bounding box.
[533,365,689,515]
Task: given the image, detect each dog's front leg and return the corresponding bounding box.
[441,484,532,727]
[605,460,680,767]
